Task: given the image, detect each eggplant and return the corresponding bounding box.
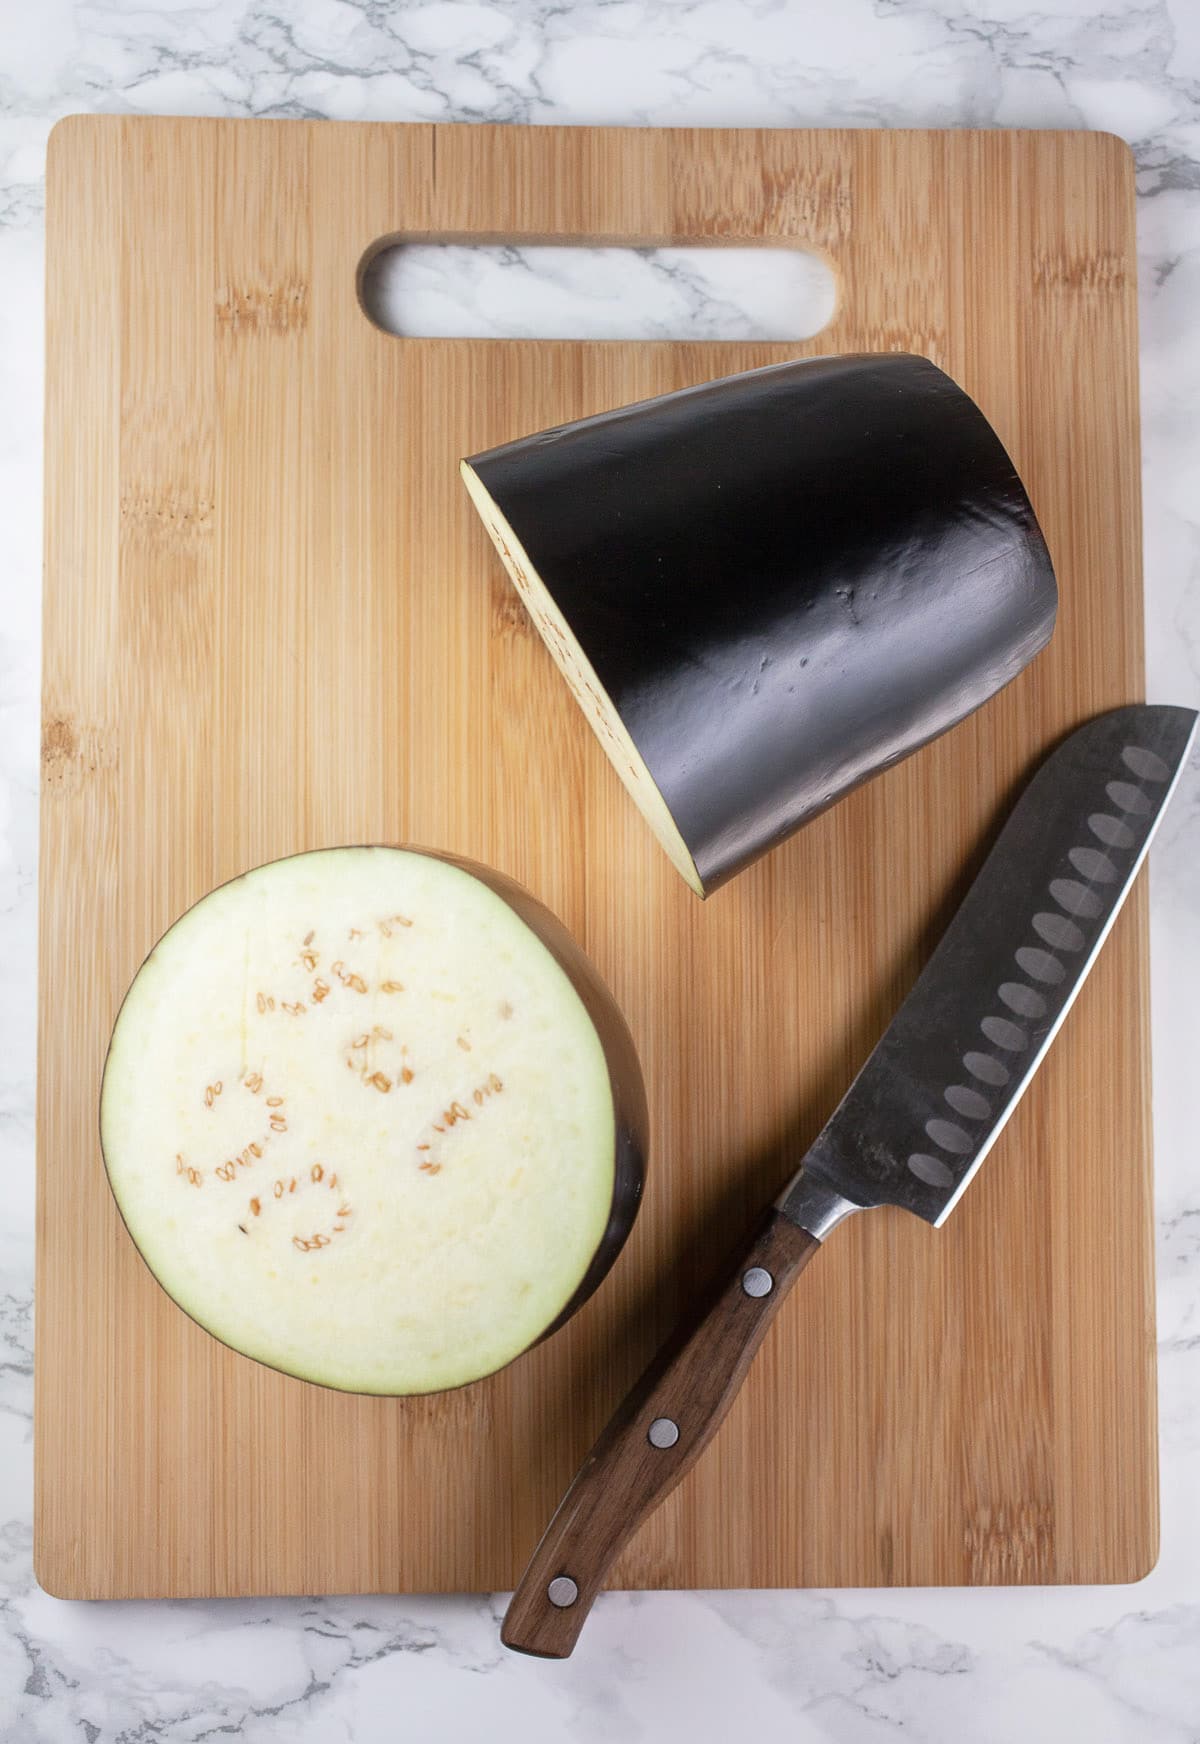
[462,354,1057,895]
[100,847,646,1396]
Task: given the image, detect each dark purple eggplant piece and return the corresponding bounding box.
[462,354,1057,896]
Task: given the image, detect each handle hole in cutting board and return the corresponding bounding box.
[360,242,836,342]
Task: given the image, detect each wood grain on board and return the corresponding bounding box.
[38,118,1154,1598]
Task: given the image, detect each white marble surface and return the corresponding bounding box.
[3,1,1199,1738]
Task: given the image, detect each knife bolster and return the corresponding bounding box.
[776,1156,864,1240]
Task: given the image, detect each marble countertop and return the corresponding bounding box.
[3,2,1199,1739]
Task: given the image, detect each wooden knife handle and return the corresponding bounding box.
[501,1207,821,1657]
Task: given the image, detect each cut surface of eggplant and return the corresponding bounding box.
[463,353,1058,896]
[100,847,646,1395]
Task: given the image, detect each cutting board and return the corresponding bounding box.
[37,117,1155,1599]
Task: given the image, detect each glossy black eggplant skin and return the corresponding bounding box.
[466,354,1058,894]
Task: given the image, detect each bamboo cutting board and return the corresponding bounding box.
[38,117,1155,1599]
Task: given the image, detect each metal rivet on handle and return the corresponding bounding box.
[742,1266,774,1298]
[547,1576,578,1608]
[648,1417,680,1449]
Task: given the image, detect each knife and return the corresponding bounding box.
[501,703,1197,1658]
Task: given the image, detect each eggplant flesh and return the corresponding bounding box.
[99,847,646,1395]
[463,354,1058,895]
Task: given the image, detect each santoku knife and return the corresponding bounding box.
[501,703,1197,1658]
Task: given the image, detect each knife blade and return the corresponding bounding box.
[501,704,1197,1658]
[780,702,1198,1238]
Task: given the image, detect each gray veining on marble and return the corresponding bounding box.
[2,1,1199,1739]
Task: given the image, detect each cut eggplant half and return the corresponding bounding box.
[100,847,646,1395]
[462,353,1058,896]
